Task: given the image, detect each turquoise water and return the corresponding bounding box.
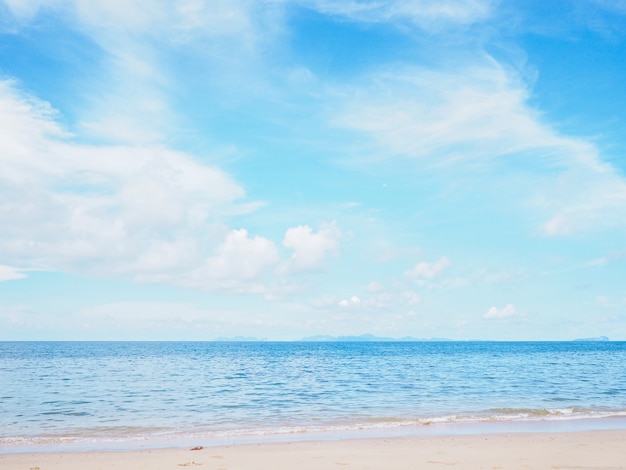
[1,341,626,450]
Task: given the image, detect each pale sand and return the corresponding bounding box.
[2,430,625,469]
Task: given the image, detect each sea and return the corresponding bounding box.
[1,341,626,452]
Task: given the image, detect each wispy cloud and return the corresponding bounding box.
[0,265,26,281]
[1,0,278,146]
[333,60,626,236]
[405,256,451,279]
[297,0,496,30]
[483,304,524,320]
[334,62,580,164]
[538,166,626,237]
[339,295,361,308]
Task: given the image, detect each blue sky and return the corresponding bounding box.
[1,0,625,340]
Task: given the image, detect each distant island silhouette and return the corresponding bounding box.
[208,335,611,342]
[572,336,610,342]
[300,334,452,342]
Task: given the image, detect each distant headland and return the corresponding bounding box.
[209,334,612,342]
[300,334,452,342]
[572,336,610,342]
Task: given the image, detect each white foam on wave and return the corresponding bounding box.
[4,408,626,452]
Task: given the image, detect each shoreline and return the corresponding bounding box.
[2,429,625,469]
[3,416,626,454]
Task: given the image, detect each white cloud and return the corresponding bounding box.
[335,63,571,164]
[339,295,361,308]
[108,229,281,293]
[366,281,383,292]
[538,164,626,237]
[0,265,26,281]
[405,256,451,279]
[483,304,522,320]
[1,0,259,38]
[0,0,274,146]
[3,0,495,35]
[334,61,626,236]
[313,289,421,311]
[0,80,354,294]
[281,222,341,273]
[0,80,273,289]
[298,0,495,30]
[197,229,279,281]
[542,214,570,237]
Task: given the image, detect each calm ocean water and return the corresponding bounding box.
[1,341,626,450]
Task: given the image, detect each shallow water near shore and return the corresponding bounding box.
[2,341,626,452]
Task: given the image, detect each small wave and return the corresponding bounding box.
[3,408,626,450]
[150,408,626,438]
[40,411,91,417]
[479,408,626,422]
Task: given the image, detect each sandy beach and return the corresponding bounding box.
[2,430,625,470]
